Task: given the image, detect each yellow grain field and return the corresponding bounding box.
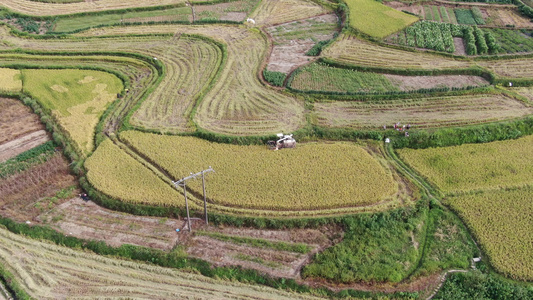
[85,139,182,206]
[445,188,533,281]
[0,68,22,92]
[121,131,399,211]
[396,135,533,194]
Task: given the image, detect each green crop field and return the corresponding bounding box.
[345,0,418,38]
[289,63,398,93]
[396,135,533,194]
[445,188,533,281]
[121,131,399,211]
[22,69,123,154]
[0,68,21,92]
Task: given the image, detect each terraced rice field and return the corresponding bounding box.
[0,97,43,146]
[479,58,533,79]
[0,227,324,299]
[396,135,533,194]
[314,93,533,129]
[75,25,305,135]
[129,36,223,133]
[345,0,418,38]
[0,68,21,92]
[0,0,186,16]
[445,187,533,281]
[249,0,331,26]
[22,69,123,155]
[85,139,182,207]
[323,34,471,70]
[121,131,400,211]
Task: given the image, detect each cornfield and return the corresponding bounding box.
[121,131,399,211]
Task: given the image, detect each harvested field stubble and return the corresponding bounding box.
[0,0,186,16]
[130,36,223,133]
[121,131,399,211]
[249,0,331,26]
[0,227,325,299]
[0,97,43,145]
[323,34,471,70]
[74,25,305,135]
[314,93,533,129]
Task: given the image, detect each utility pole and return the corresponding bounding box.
[172,166,214,231]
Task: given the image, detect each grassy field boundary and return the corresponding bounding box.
[0,262,30,300]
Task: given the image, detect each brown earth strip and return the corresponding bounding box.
[0,97,44,145]
[0,130,49,162]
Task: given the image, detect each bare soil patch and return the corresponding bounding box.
[0,154,76,222]
[0,130,49,162]
[266,13,339,74]
[453,37,466,56]
[385,74,488,91]
[40,198,182,251]
[184,223,343,279]
[0,97,44,145]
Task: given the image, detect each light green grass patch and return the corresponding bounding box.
[0,68,22,92]
[53,7,192,32]
[397,135,533,194]
[346,0,418,38]
[290,63,399,93]
[22,69,123,154]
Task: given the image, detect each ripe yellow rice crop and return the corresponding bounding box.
[445,188,533,281]
[85,139,182,206]
[396,135,533,194]
[0,68,22,92]
[23,69,123,155]
[121,131,398,211]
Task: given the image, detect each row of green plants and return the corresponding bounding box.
[195,231,312,254]
[392,22,499,55]
[463,26,500,55]
[391,115,533,149]
[262,69,286,87]
[0,140,56,178]
[515,0,533,19]
[0,263,31,300]
[434,271,533,299]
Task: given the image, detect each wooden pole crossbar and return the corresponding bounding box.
[172,167,214,231]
